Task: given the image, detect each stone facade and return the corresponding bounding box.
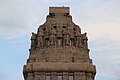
[23,7,96,80]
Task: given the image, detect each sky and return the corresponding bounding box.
[0,0,120,80]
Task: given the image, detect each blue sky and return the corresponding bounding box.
[0,0,120,80]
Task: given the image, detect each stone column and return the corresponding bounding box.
[34,72,45,80]
[26,73,34,80]
[74,72,80,80]
[86,73,93,80]
[63,72,69,80]
[74,72,86,80]
[51,72,57,80]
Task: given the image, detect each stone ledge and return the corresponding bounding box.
[24,62,96,74]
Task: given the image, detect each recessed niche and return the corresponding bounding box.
[63,26,66,28]
[53,26,56,29]
[43,28,46,31]
[73,28,76,31]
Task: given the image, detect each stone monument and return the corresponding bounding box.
[23,7,96,80]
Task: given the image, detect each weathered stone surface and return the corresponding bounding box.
[23,7,96,80]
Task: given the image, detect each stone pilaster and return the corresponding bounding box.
[63,72,69,80]
[74,72,86,80]
[26,73,34,80]
[34,72,45,80]
[51,72,57,80]
[86,73,93,80]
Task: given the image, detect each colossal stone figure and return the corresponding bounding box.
[38,31,44,48]
[63,29,70,46]
[49,28,56,46]
[76,35,82,48]
[31,32,36,49]
[83,33,88,49]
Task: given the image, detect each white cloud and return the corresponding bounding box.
[71,0,120,40]
[0,0,44,38]
[90,39,120,80]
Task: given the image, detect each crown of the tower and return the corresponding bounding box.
[30,6,82,50]
[49,7,69,14]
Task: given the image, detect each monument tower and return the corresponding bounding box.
[23,7,96,80]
